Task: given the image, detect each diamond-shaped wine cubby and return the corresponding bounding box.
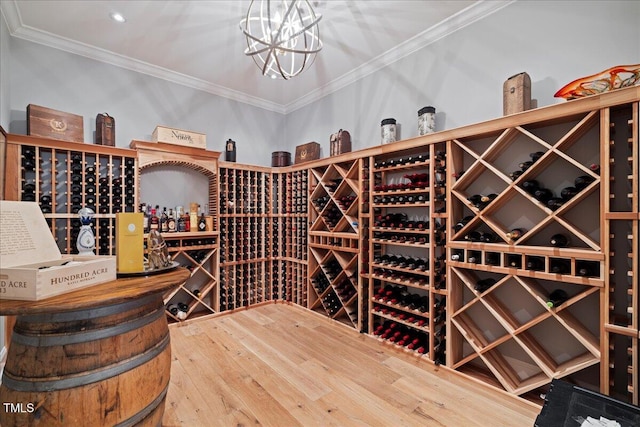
[308,159,361,329]
[449,267,601,395]
[445,107,609,398]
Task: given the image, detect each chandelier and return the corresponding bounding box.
[240,0,323,80]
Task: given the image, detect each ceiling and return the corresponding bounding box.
[1,1,511,113]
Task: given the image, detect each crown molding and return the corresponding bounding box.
[284,1,514,113]
[2,0,513,115]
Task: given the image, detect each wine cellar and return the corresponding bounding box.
[2,87,639,420]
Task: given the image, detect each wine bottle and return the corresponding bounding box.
[549,259,570,274]
[546,197,565,211]
[464,231,481,242]
[484,252,500,266]
[530,151,545,162]
[454,216,474,232]
[576,261,599,277]
[521,180,540,194]
[519,161,533,171]
[506,228,525,240]
[526,257,545,271]
[533,188,553,203]
[506,254,522,268]
[479,232,498,243]
[467,251,481,264]
[574,175,595,190]
[589,164,600,175]
[546,289,569,308]
[549,234,570,247]
[560,186,578,200]
[509,170,523,181]
[474,278,497,292]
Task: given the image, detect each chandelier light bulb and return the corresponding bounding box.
[240,0,323,80]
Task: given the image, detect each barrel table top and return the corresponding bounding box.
[0,267,189,315]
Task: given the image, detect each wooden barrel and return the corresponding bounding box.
[0,294,171,426]
[271,151,291,167]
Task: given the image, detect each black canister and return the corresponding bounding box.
[225,139,237,162]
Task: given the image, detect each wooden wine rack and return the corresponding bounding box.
[160,233,219,322]
[308,159,362,329]
[444,99,630,401]
[271,169,308,305]
[366,144,448,363]
[219,163,272,311]
[131,140,220,323]
[4,133,137,255]
[2,88,638,407]
[602,101,639,406]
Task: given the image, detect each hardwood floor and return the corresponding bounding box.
[163,303,540,426]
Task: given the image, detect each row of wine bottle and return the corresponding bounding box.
[451,250,600,276]
[373,153,431,169]
[373,194,429,205]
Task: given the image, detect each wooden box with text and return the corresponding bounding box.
[0,201,116,301]
[27,104,84,142]
[152,125,207,149]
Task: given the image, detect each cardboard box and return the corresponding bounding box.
[295,141,321,164]
[0,201,116,301]
[152,126,206,149]
[116,212,144,273]
[27,104,84,142]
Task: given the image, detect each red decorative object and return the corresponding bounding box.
[554,64,640,99]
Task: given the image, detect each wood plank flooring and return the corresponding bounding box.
[163,303,540,426]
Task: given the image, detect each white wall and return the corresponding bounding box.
[5,38,286,166]
[284,0,640,153]
[0,12,10,130]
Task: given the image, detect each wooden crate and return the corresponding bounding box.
[0,201,115,301]
[152,125,206,149]
[27,104,84,142]
[295,142,320,164]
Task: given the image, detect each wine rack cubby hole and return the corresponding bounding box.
[3,87,638,406]
[133,141,220,323]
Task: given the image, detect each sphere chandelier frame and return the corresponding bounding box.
[240,0,323,80]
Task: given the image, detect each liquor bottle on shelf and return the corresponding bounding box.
[549,233,571,247]
[150,208,159,231]
[160,207,169,233]
[167,209,177,232]
[141,203,150,233]
[546,289,569,308]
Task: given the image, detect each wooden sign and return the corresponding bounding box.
[27,104,84,142]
